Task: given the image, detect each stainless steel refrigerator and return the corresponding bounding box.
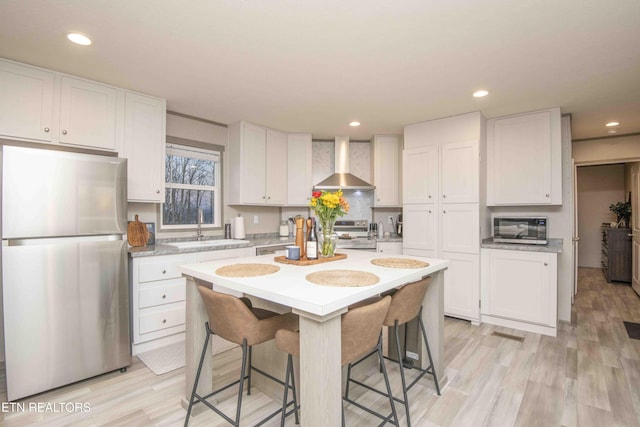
[1,145,130,401]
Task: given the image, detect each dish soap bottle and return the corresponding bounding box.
[378,221,384,238]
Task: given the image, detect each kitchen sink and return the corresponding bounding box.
[164,239,250,249]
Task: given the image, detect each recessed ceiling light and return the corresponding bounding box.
[605,121,620,127]
[473,90,489,98]
[349,121,360,127]
[67,33,92,46]
[608,130,617,134]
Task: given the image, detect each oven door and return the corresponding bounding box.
[335,238,377,252]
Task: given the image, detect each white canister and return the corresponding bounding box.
[279,220,289,237]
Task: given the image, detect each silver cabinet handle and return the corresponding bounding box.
[162,294,166,299]
[629,234,634,237]
[162,269,166,274]
[428,195,432,198]
[442,194,446,198]
[428,210,432,213]
[267,196,271,200]
[44,127,50,132]
[544,263,548,266]
[545,193,550,197]
[262,196,266,199]
[443,210,447,214]
[162,319,166,324]
[61,130,68,135]
[156,189,160,194]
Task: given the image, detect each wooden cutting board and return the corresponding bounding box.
[127,215,150,247]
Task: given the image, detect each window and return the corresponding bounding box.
[161,143,221,229]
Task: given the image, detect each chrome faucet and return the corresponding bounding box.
[196,208,204,240]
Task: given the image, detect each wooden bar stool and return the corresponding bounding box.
[275,296,399,426]
[185,285,299,426]
[346,277,440,427]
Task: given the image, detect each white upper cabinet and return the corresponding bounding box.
[0,60,54,142]
[440,140,479,203]
[59,77,118,151]
[227,121,288,206]
[265,129,288,205]
[0,58,167,157]
[372,135,402,207]
[287,133,313,206]
[123,92,166,202]
[487,107,562,205]
[402,146,437,204]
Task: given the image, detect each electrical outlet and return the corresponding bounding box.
[405,350,419,361]
[253,215,259,225]
[388,216,394,223]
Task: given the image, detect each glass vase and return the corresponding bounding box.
[318,217,337,258]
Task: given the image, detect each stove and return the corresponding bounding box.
[332,219,377,250]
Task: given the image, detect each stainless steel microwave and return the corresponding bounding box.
[492,216,548,245]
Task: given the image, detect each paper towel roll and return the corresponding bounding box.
[233,215,245,239]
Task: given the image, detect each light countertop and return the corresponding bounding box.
[481,237,563,253]
[129,233,403,258]
[179,249,447,316]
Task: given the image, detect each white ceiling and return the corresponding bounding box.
[1,0,639,140]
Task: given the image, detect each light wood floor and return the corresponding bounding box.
[1,267,640,426]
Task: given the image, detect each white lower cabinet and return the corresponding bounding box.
[131,254,191,354]
[130,247,254,355]
[443,252,480,323]
[481,248,558,336]
[376,241,403,254]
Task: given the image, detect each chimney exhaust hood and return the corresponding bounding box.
[313,137,375,190]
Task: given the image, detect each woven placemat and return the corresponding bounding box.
[306,270,380,287]
[215,263,280,277]
[371,258,429,269]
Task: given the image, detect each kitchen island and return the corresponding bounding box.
[179,250,449,427]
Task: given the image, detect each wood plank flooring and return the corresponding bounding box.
[1,267,639,426]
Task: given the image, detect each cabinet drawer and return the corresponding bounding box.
[139,303,185,335]
[138,256,190,282]
[139,278,185,308]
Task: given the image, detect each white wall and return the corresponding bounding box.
[576,164,625,268]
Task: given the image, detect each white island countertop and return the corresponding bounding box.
[178,250,450,316]
[179,250,449,427]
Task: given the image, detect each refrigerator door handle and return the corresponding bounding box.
[4,234,124,246]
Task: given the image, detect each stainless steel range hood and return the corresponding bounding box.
[314,137,375,190]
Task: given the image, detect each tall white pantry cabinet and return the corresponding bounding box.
[403,112,487,323]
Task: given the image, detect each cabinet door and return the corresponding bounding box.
[124,92,166,202]
[440,204,479,254]
[0,60,54,142]
[483,250,556,326]
[373,135,401,207]
[241,122,267,204]
[377,241,402,254]
[287,134,313,206]
[59,77,117,151]
[265,129,288,205]
[402,146,437,204]
[402,204,436,251]
[443,252,479,321]
[440,140,478,203]
[487,109,561,205]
